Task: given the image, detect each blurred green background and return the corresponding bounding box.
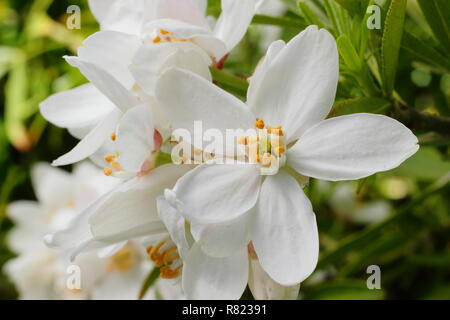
[0,0,449,300]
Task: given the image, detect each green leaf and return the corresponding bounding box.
[381,0,407,96]
[138,268,160,300]
[334,0,370,16]
[401,31,450,74]
[337,34,362,72]
[332,97,390,116]
[389,147,450,181]
[210,67,249,97]
[417,0,450,54]
[298,1,326,29]
[4,55,32,151]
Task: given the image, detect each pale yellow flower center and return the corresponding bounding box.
[152,29,188,44]
[238,119,286,173]
[106,245,136,273]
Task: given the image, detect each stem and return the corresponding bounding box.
[392,104,450,136]
[210,67,249,97]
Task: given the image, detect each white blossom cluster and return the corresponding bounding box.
[6,0,418,300]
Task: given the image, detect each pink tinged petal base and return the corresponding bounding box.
[287,113,420,181]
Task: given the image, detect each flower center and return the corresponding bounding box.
[238,118,286,175]
[146,240,182,279]
[152,29,188,44]
[103,152,122,176]
[106,244,136,273]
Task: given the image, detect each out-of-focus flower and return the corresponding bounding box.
[155,26,419,290]
[88,0,258,61]
[3,162,154,300]
[329,182,392,225]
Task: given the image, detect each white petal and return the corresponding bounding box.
[195,0,207,15]
[156,68,254,147]
[250,171,319,286]
[157,196,190,259]
[247,40,285,113]
[174,164,261,224]
[130,42,211,96]
[97,241,127,258]
[288,113,420,181]
[94,0,145,34]
[248,258,300,300]
[40,83,116,128]
[52,110,121,166]
[190,211,251,258]
[88,0,120,24]
[65,56,138,112]
[250,26,339,142]
[182,244,248,300]
[68,124,95,140]
[144,19,227,59]
[89,164,192,241]
[213,0,258,53]
[7,202,45,253]
[31,163,74,206]
[153,0,209,29]
[115,105,154,173]
[78,31,141,89]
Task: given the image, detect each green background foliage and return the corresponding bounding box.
[0,0,449,300]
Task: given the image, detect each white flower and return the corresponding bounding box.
[155,26,419,287]
[3,162,154,299]
[88,0,258,61]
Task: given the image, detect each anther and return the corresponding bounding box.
[254,119,265,129]
[110,132,117,141]
[104,154,116,163]
[111,161,122,171]
[103,167,113,176]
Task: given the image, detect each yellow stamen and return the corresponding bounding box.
[160,29,169,35]
[103,167,113,176]
[111,161,122,171]
[153,36,161,43]
[103,154,116,163]
[160,265,182,279]
[110,132,117,141]
[254,119,265,129]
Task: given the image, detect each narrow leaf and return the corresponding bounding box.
[381,0,407,96]
[417,0,450,54]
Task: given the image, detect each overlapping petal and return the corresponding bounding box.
[173,164,261,223]
[40,84,115,129]
[182,244,248,300]
[213,0,258,53]
[250,171,319,286]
